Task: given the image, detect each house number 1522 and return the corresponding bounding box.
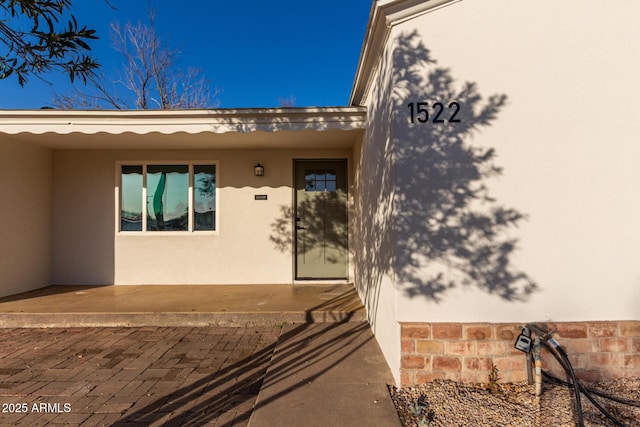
[407,101,461,124]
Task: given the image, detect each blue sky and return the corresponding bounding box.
[0,0,372,109]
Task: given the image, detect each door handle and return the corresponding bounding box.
[295,225,306,230]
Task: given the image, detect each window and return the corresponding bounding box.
[305,169,337,192]
[194,165,216,231]
[119,163,217,232]
[121,165,143,231]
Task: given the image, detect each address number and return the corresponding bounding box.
[407,102,461,124]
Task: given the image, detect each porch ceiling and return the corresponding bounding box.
[0,107,366,150]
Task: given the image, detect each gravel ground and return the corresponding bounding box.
[390,378,640,426]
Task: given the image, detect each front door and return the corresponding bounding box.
[294,160,348,279]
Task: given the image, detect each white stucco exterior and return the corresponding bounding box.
[1,0,640,386]
[52,147,353,285]
[352,29,403,380]
[392,0,640,322]
[0,109,365,294]
[348,0,640,383]
[0,137,52,296]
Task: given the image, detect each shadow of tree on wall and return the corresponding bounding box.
[389,31,537,302]
[269,190,349,265]
[353,29,538,312]
[269,30,537,306]
[270,205,294,253]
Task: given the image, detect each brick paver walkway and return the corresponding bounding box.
[0,327,281,426]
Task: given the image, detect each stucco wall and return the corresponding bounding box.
[353,36,402,383]
[0,138,52,297]
[389,0,640,323]
[52,148,352,285]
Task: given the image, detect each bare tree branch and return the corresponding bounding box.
[53,7,217,109]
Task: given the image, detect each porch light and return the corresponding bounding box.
[254,163,265,176]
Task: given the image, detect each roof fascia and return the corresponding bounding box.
[0,107,367,136]
[349,0,457,106]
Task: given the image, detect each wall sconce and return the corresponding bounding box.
[254,163,265,177]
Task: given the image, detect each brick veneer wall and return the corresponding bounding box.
[400,321,640,386]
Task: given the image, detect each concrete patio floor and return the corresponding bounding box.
[0,285,401,426]
[0,323,400,426]
[0,284,366,328]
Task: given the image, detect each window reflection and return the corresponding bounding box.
[194,165,216,230]
[120,163,216,233]
[121,165,142,231]
[146,165,189,231]
[304,168,337,193]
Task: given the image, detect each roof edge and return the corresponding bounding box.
[0,107,367,136]
[0,106,365,120]
[349,0,457,106]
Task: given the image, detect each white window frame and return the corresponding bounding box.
[116,160,219,235]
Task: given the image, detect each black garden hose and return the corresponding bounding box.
[541,339,584,427]
[542,370,640,408]
[541,340,628,427]
[542,370,629,427]
[522,323,635,426]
